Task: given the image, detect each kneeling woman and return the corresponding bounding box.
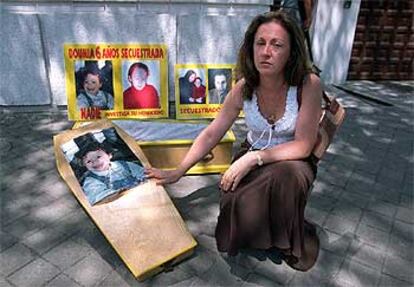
[147,10,322,271]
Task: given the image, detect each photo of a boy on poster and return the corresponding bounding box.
[122,61,160,109]
[75,61,114,112]
[178,69,206,104]
[61,127,146,205]
[207,68,232,104]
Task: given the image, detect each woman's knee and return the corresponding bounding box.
[267,160,314,192]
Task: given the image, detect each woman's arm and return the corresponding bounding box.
[146,80,244,184]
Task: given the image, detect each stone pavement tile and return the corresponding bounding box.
[33,171,75,200]
[44,273,82,287]
[354,224,389,251]
[141,266,195,287]
[0,243,35,276]
[323,214,359,236]
[38,175,72,201]
[391,219,414,241]
[395,206,414,224]
[2,190,57,226]
[305,207,329,227]
[354,160,382,175]
[307,193,337,212]
[1,149,54,178]
[181,194,219,237]
[374,184,401,205]
[251,257,296,285]
[366,200,398,218]
[319,230,353,256]
[6,258,60,287]
[0,277,13,287]
[113,259,194,287]
[177,246,219,277]
[0,230,18,252]
[2,168,44,197]
[235,249,270,270]
[31,195,78,224]
[64,252,114,287]
[337,189,373,209]
[185,219,217,238]
[377,166,406,186]
[318,168,350,188]
[242,272,284,286]
[21,226,70,255]
[399,193,413,209]
[193,251,251,287]
[194,234,219,254]
[344,180,377,198]
[290,249,344,285]
[310,180,343,200]
[359,210,393,233]
[98,270,133,287]
[376,173,406,190]
[331,258,381,287]
[73,222,110,253]
[346,239,385,271]
[382,254,414,284]
[2,212,48,239]
[331,201,363,222]
[387,223,414,262]
[379,274,413,287]
[42,238,91,270]
[51,209,91,237]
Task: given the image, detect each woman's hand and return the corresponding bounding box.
[220,151,258,192]
[145,167,184,185]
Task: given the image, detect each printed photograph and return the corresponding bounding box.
[178,68,207,105]
[122,61,161,109]
[207,68,232,104]
[75,60,114,111]
[60,127,146,205]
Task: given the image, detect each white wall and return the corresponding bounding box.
[1,0,361,106]
[311,0,361,84]
[0,0,271,106]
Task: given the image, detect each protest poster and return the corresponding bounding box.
[54,120,196,280]
[64,43,168,121]
[175,64,236,119]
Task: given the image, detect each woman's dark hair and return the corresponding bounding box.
[236,10,312,100]
[128,62,149,78]
[183,70,196,82]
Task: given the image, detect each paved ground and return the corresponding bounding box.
[1,81,413,287]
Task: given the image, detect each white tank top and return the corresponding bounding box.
[243,86,299,150]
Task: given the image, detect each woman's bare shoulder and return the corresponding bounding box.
[226,78,245,108]
[302,73,322,101]
[304,73,321,89]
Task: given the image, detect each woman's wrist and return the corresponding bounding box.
[246,150,263,168]
[254,151,264,166]
[176,164,188,177]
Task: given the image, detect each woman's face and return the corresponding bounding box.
[83,149,112,172]
[253,21,291,77]
[188,73,196,83]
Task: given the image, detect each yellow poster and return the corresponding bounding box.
[175,64,236,119]
[64,43,168,121]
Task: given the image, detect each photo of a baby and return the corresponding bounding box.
[61,127,146,205]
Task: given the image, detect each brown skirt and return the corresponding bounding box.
[215,144,319,271]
